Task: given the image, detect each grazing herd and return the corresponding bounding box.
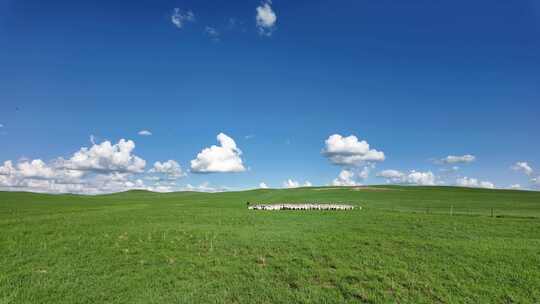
[247,202,356,211]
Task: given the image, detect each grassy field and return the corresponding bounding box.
[1,186,539,303]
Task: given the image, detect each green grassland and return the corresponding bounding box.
[1,186,539,303]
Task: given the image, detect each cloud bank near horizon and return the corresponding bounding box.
[0,132,537,194]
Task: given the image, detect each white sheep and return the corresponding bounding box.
[248,203,356,211]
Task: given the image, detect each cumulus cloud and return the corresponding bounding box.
[376,169,436,185]
[283,179,311,188]
[138,130,152,136]
[57,139,146,174]
[184,182,228,193]
[0,160,53,182]
[0,137,236,195]
[322,134,385,167]
[0,161,14,176]
[456,177,495,189]
[88,173,147,194]
[376,169,404,180]
[407,171,436,186]
[332,169,357,186]
[171,8,195,29]
[0,159,83,184]
[190,133,246,173]
[16,159,56,179]
[149,160,185,180]
[0,139,149,194]
[332,166,370,186]
[256,0,276,36]
[259,182,268,189]
[145,184,174,193]
[437,154,476,164]
[509,184,521,189]
[0,160,146,195]
[512,162,533,176]
[0,171,82,193]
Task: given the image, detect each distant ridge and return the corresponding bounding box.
[0,185,537,197]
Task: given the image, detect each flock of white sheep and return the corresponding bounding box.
[247,203,356,211]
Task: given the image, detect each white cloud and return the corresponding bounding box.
[322,134,385,167]
[0,159,147,195]
[438,155,476,164]
[256,0,276,36]
[376,169,436,185]
[510,162,539,188]
[0,161,15,176]
[511,162,533,176]
[456,177,495,189]
[149,160,185,179]
[376,169,404,180]
[332,169,357,186]
[0,137,235,195]
[16,159,56,179]
[0,173,80,193]
[0,159,83,183]
[147,184,177,193]
[171,8,195,29]
[183,182,228,193]
[283,179,311,188]
[407,171,436,186]
[509,184,521,189]
[190,133,246,173]
[479,181,496,189]
[359,166,371,180]
[332,166,370,186]
[205,26,220,41]
[0,139,149,194]
[532,177,540,187]
[88,173,146,194]
[138,130,152,136]
[0,161,41,187]
[58,139,146,174]
[259,182,268,189]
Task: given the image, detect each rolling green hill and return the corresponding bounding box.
[1,186,539,303]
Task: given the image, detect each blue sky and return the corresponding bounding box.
[1,0,539,193]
